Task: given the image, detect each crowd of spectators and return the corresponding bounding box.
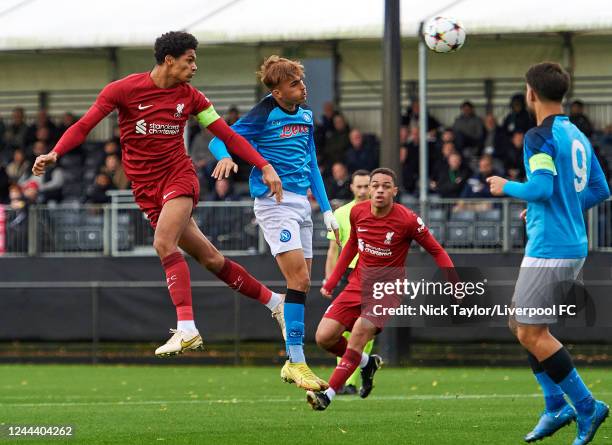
[1,94,611,213]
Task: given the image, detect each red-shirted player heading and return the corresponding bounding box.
[307,167,454,411]
[31,31,287,358]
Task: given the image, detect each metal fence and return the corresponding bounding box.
[1,198,611,257]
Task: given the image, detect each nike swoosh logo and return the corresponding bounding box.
[163,191,176,200]
[138,104,153,110]
[167,282,176,289]
[181,336,200,349]
[357,228,368,232]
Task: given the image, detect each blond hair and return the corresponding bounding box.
[257,55,304,90]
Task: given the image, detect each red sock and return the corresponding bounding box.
[161,252,193,321]
[328,336,348,357]
[215,259,271,304]
[329,348,361,392]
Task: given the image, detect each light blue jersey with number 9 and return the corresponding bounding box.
[523,115,600,258]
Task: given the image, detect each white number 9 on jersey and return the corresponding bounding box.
[571,139,587,192]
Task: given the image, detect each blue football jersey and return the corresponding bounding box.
[208,95,330,212]
[523,114,595,258]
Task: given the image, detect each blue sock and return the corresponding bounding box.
[558,369,595,415]
[284,289,306,363]
[535,372,566,412]
[540,348,594,416]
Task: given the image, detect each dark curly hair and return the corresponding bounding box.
[154,31,198,65]
[525,62,570,103]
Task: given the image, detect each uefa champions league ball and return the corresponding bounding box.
[422,17,466,53]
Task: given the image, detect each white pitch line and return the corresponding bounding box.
[2,392,611,408]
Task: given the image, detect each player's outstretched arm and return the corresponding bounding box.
[487,171,554,202]
[32,104,107,176]
[308,135,340,244]
[580,154,610,210]
[321,234,358,298]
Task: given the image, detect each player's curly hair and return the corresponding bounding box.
[154,31,198,65]
[257,55,304,90]
[525,62,570,103]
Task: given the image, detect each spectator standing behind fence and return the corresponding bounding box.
[85,173,114,204]
[326,162,352,201]
[504,131,526,181]
[401,99,441,131]
[399,133,418,195]
[482,113,511,158]
[324,114,351,169]
[316,101,338,147]
[26,109,58,148]
[6,148,29,184]
[4,107,28,151]
[7,185,28,252]
[57,112,77,137]
[569,100,594,139]
[344,129,378,173]
[460,154,495,199]
[100,153,130,190]
[432,152,471,198]
[453,101,484,154]
[502,93,535,135]
[21,180,39,205]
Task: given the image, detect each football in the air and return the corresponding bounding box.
[422,16,466,53]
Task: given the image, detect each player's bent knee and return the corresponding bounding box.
[291,275,311,293]
[315,329,337,350]
[516,326,542,349]
[153,236,177,258]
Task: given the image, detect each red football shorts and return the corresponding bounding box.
[323,287,363,332]
[132,167,200,229]
[323,288,401,333]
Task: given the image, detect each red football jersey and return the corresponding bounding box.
[342,201,427,289]
[94,72,211,182]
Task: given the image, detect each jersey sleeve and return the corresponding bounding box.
[208,99,272,161]
[308,131,332,213]
[94,81,123,115]
[581,153,611,210]
[323,207,359,292]
[190,87,213,115]
[524,128,557,176]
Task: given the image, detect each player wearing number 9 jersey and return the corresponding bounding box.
[487,62,609,445]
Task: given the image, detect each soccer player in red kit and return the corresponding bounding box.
[32,31,287,357]
[307,168,454,410]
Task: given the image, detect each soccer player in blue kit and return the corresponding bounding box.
[488,62,610,445]
[209,56,340,391]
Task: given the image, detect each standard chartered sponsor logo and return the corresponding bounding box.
[135,119,147,135]
[135,120,180,135]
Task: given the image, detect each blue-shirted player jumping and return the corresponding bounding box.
[488,62,610,445]
[209,56,340,391]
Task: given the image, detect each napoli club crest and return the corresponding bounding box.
[280,229,292,242]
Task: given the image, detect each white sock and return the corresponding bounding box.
[265,292,283,310]
[359,352,370,368]
[324,388,336,400]
[177,320,197,332]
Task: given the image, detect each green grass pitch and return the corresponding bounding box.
[0,365,610,444]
